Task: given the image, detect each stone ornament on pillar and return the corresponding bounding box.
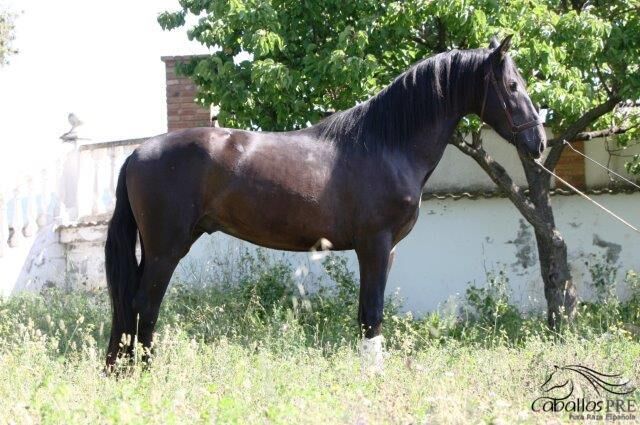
[60,113,83,144]
[58,112,89,223]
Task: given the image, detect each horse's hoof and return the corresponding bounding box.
[360,335,384,375]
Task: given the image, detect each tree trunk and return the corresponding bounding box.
[451,96,621,329]
[533,228,577,329]
[451,132,579,330]
[520,150,577,329]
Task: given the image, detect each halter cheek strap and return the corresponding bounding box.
[479,62,541,142]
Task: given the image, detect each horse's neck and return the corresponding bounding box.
[404,114,464,184]
[407,72,482,182]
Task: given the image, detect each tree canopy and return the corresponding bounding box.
[160,0,639,154]
[0,9,17,66]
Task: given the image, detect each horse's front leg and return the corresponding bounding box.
[355,232,393,373]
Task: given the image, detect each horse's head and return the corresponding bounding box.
[540,365,575,400]
[541,366,569,392]
[479,35,546,159]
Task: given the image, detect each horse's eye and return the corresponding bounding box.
[509,81,518,92]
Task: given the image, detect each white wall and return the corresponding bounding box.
[584,137,640,188]
[175,192,640,315]
[427,129,529,192]
[393,193,640,313]
[428,131,640,194]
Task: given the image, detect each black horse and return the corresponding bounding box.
[105,36,545,367]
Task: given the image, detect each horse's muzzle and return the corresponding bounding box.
[517,125,546,159]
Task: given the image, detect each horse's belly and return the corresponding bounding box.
[209,189,351,251]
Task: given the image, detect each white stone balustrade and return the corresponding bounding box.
[75,139,141,219]
[0,193,7,256]
[23,177,37,238]
[0,138,144,258]
[2,161,62,251]
[8,187,25,248]
[36,168,52,228]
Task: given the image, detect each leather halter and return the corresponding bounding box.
[479,61,541,142]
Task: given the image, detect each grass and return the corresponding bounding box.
[1,251,639,424]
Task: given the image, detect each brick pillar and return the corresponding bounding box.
[554,140,586,190]
[161,56,212,132]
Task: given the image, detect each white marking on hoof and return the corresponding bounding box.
[360,335,384,374]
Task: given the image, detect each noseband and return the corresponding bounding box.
[479,62,541,142]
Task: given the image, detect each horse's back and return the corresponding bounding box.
[125,126,424,251]
[133,127,229,161]
[124,127,356,251]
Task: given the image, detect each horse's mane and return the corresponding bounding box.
[310,48,489,152]
[563,365,636,396]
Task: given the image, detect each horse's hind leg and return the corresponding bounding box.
[132,228,201,362]
[132,253,180,355]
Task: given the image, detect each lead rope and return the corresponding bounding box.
[562,140,640,190]
[535,160,640,234]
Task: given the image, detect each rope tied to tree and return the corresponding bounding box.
[562,140,640,190]
[535,160,640,235]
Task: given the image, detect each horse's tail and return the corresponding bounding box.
[105,156,139,360]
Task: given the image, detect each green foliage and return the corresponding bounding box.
[161,252,402,349]
[0,288,108,355]
[160,1,639,148]
[2,316,638,424]
[3,249,639,359]
[460,270,528,342]
[586,253,618,302]
[0,8,17,65]
[2,250,640,422]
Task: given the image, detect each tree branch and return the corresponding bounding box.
[570,0,587,13]
[542,144,565,184]
[450,132,549,229]
[544,124,639,171]
[610,5,640,18]
[594,63,614,98]
[411,36,429,49]
[573,125,635,141]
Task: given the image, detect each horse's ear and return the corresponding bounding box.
[490,34,513,64]
[499,35,513,56]
[489,36,500,49]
